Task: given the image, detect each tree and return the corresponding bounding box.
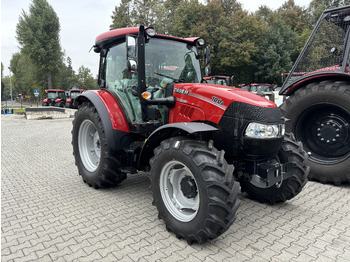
[276,0,308,34]
[60,56,79,90]
[132,0,161,27]
[76,66,98,90]
[110,0,133,29]
[216,9,267,84]
[256,19,296,84]
[1,63,5,100]
[10,52,39,96]
[172,0,205,37]
[16,0,63,90]
[255,5,273,23]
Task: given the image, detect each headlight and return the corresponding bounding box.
[245,123,285,139]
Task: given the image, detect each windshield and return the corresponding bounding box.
[145,38,201,87]
[47,92,58,99]
[70,91,81,99]
[251,85,273,92]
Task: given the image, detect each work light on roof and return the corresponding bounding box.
[145,28,156,37]
[196,38,205,46]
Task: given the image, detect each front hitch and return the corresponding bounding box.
[246,159,295,188]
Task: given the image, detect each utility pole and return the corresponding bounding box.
[8,68,14,113]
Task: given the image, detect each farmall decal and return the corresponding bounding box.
[212,96,224,105]
[174,88,189,95]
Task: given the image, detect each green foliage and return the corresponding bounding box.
[256,19,296,84]
[16,0,63,90]
[10,52,39,95]
[110,0,134,29]
[76,66,98,90]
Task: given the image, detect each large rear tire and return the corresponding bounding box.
[240,133,309,204]
[280,80,350,185]
[72,102,126,188]
[150,137,240,244]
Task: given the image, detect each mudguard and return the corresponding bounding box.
[76,90,131,152]
[138,122,218,169]
[280,70,350,96]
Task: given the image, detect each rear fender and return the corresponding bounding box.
[76,90,131,152]
[281,73,350,96]
[138,122,217,170]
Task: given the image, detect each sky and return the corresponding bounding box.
[1,0,312,78]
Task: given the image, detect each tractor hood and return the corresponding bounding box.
[170,83,276,124]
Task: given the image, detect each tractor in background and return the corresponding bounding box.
[280,6,350,185]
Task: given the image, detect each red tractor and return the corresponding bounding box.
[72,26,309,244]
[280,6,350,185]
[42,89,66,107]
[203,75,233,86]
[66,89,85,109]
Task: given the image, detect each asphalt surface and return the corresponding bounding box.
[1,114,350,261]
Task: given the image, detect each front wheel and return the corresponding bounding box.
[240,133,309,204]
[280,80,350,185]
[150,137,240,244]
[72,102,126,188]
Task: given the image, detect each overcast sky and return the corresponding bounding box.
[1,0,311,77]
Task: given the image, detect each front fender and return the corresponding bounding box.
[76,90,131,152]
[138,122,217,170]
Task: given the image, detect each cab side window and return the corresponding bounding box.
[105,42,141,124]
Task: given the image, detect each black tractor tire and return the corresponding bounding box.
[42,102,48,106]
[65,102,72,108]
[280,80,350,185]
[55,102,64,107]
[150,137,240,244]
[240,133,309,204]
[72,102,126,188]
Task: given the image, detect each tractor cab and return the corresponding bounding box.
[94,26,208,133]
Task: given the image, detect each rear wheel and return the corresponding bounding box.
[280,80,350,185]
[150,137,240,244]
[240,133,309,204]
[72,102,126,188]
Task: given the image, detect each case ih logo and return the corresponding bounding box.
[174,88,189,95]
[212,96,224,105]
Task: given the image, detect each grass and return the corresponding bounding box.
[1,108,26,115]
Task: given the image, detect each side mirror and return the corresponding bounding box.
[127,36,137,58]
[204,46,211,65]
[204,65,211,76]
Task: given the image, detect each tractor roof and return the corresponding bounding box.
[45,89,65,92]
[95,27,200,47]
[70,89,85,92]
[204,76,231,79]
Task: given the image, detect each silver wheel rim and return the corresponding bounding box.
[160,160,199,222]
[78,119,101,172]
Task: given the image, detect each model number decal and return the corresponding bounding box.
[212,96,224,105]
[174,88,189,95]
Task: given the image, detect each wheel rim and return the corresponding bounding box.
[159,160,200,222]
[295,103,350,164]
[78,119,101,172]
